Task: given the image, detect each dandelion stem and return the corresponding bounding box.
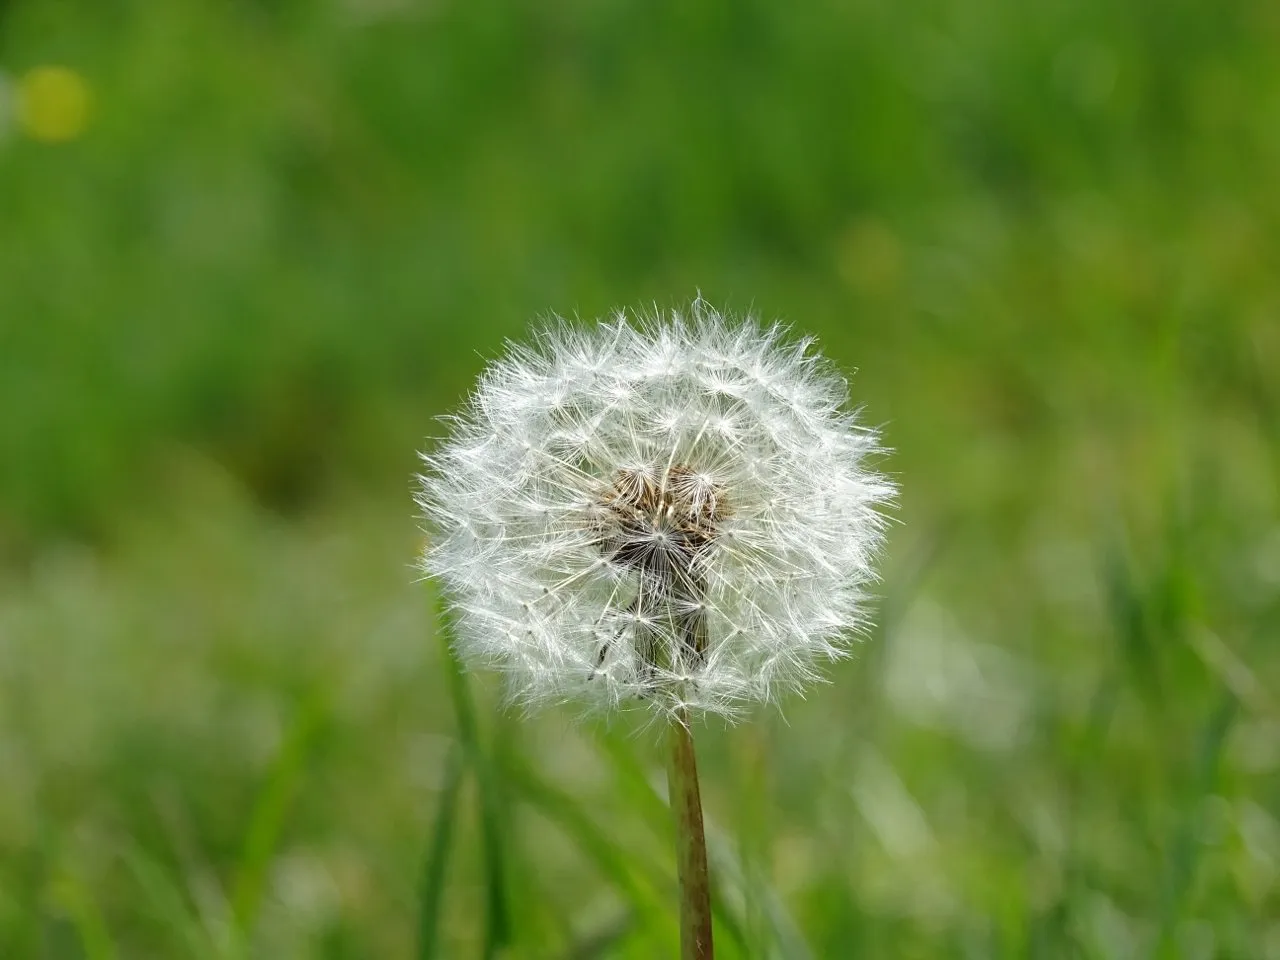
[668,708,713,960]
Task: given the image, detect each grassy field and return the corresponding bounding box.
[2,0,1279,956]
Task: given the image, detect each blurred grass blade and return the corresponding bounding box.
[561,914,635,960]
[734,726,775,959]
[417,742,465,960]
[1155,693,1237,955]
[437,604,511,956]
[1101,537,1162,703]
[48,871,117,960]
[587,734,754,953]
[118,845,218,960]
[502,752,670,941]
[229,687,328,948]
[715,835,808,960]
[701,831,755,955]
[594,729,669,831]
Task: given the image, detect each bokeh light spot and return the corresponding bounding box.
[17,65,92,143]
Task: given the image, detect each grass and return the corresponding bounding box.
[1,0,1279,955]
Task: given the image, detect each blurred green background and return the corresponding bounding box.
[2,0,1278,956]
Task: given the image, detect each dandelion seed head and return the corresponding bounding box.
[417,299,895,720]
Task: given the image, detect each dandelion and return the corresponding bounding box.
[418,300,892,716]
[416,298,893,958]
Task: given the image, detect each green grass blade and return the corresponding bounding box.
[501,752,670,942]
[1154,693,1237,956]
[593,729,670,830]
[417,742,465,960]
[437,607,512,956]
[48,871,117,960]
[561,914,635,960]
[1101,538,1162,703]
[228,688,328,950]
[118,845,218,959]
[593,731,752,953]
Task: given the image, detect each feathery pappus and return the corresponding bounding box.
[416,299,894,720]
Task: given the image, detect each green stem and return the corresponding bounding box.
[668,709,714,960]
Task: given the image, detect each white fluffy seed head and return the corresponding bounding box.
[416,299,895,721]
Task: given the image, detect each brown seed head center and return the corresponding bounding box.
[593,464,727,574]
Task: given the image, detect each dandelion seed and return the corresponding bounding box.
[416,298,894,721]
